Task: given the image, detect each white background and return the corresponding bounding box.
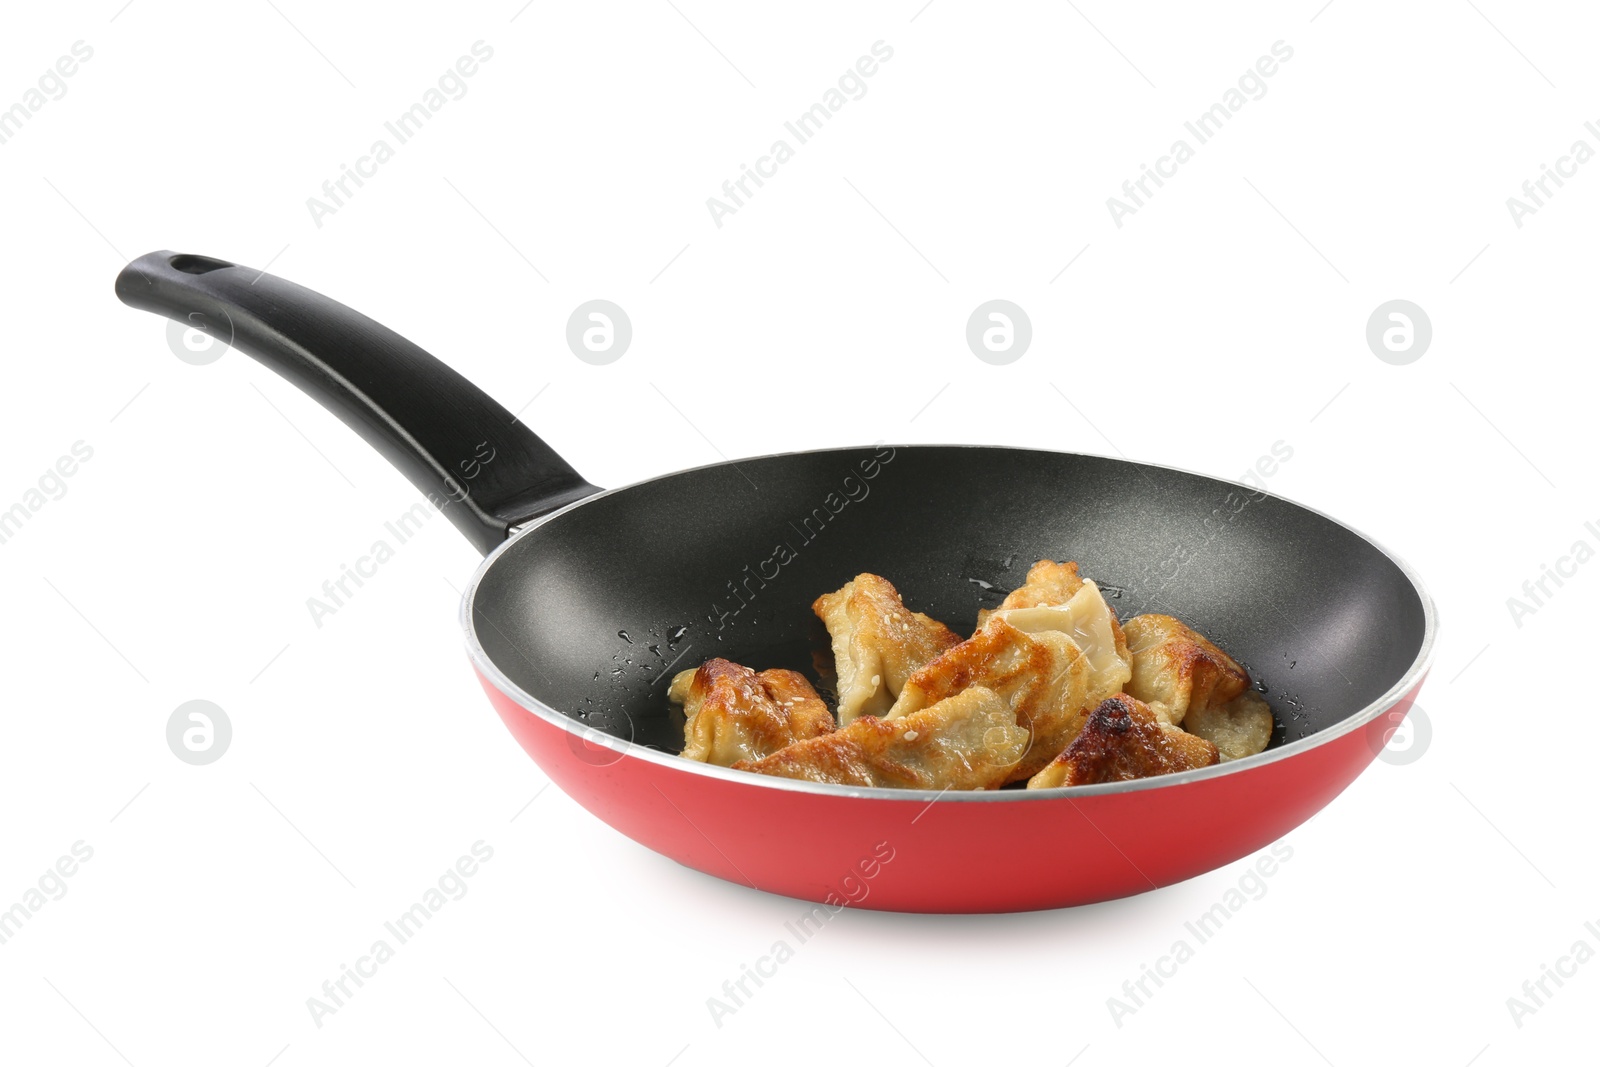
[1,1,1594,1064]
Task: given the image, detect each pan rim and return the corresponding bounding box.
[460,443,1438,802]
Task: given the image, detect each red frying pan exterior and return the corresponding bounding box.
[475,661,1426,913]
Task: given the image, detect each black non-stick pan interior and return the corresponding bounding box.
[471,446,1428,756]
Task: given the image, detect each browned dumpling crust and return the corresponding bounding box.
[668,658,835,766]
[975,559,1087,630]
[1027,693,1219,788]
[733,687,1026,790]
[812,574,961,723]
[993,559,1086,611]
[887,616,1092,784]
[1122,614,1250,726]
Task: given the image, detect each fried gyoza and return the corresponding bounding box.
[1183,690,1273,761]
[978,559,1087,626]
[1122,614,1250,726]
[733,686,1026,789]
[887,617,1092,783]
[1027,693,1219,788]
[813,574,961,723]
[667,658,835,766]
[988,580,1132,704]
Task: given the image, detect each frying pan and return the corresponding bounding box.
[115,250,1436,914]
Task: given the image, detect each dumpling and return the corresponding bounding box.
[732,686,1027,790]
[1122,614,1250,726]
[1027,693,1219,788]
[887,616,1093,783]
[986,579,1131,704]
[977,559,1086,627]
[813,574,961,723]
[1182,690,1273,761]
[667,658,835,766]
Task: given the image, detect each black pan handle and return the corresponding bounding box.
[115,250,599,556]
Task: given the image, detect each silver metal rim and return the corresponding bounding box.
[459,444,1438,803]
